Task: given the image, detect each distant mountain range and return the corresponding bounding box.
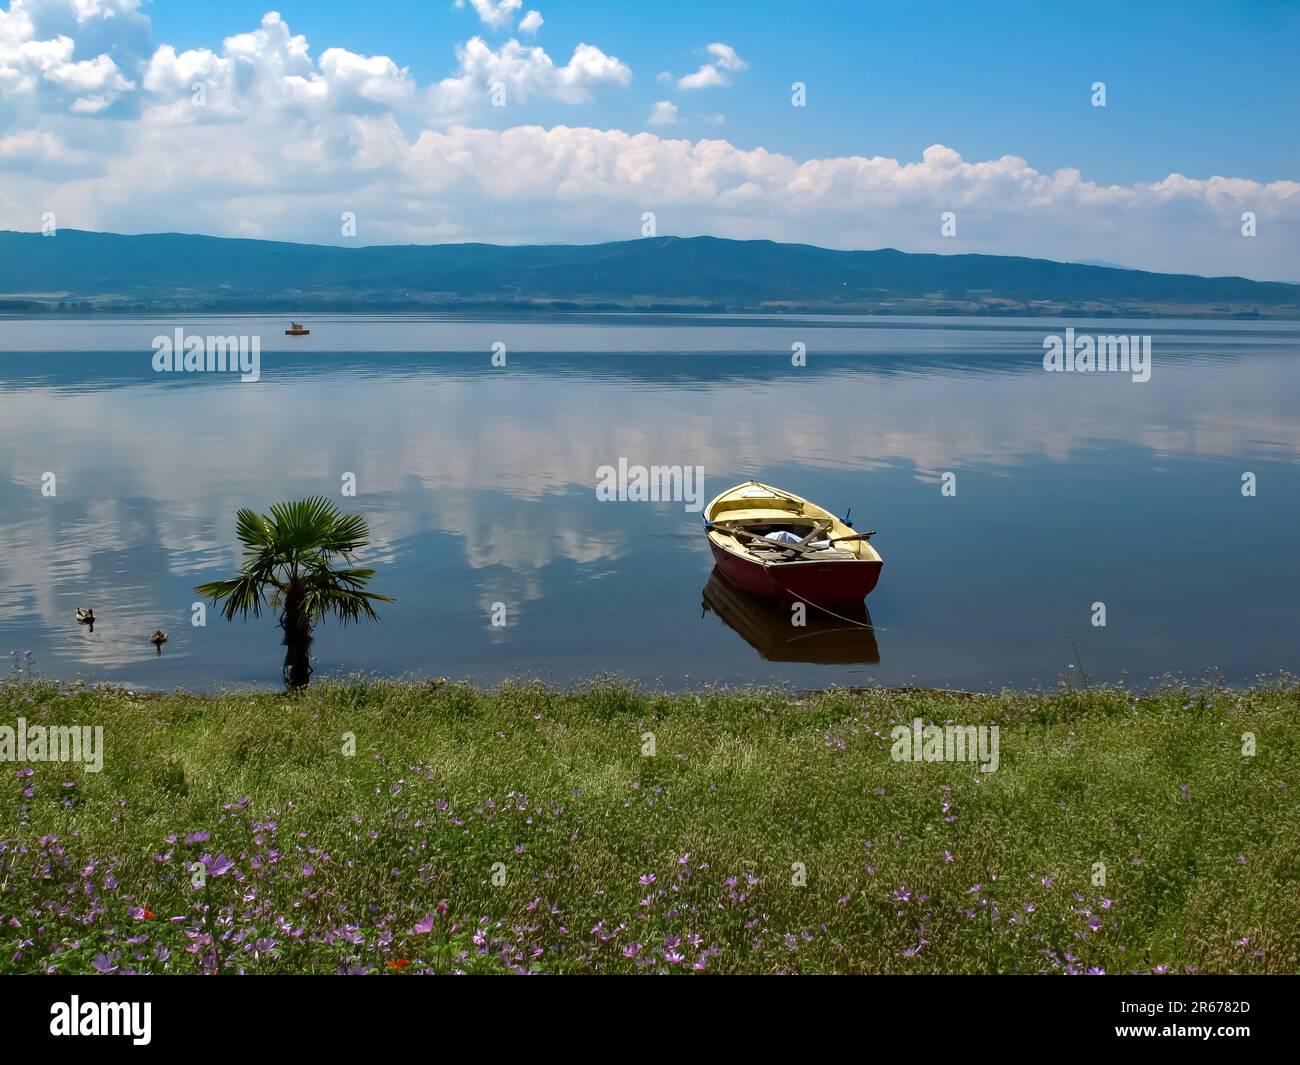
[1,229,1297,319]
[1071,259,1133,271]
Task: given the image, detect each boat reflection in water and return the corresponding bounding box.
[701,569,880,665]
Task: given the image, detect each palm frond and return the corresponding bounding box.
[234,507,275,551]
[316,511,371,556]
[266,497,343,553]
[305,585,391,625]
[194,574,268,620]
[315,565,391,592]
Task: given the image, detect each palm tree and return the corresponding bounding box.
[195,497,393,689]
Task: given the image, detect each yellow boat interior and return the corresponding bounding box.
[704,481,882,564]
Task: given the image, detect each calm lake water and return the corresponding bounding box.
[2,313,1298,692]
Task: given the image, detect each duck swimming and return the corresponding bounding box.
[150,629,168,655]
[76,608,96,631]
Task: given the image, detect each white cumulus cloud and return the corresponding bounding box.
[648,99,678,126]
[455,0,523,32]
[677,42,747,90]
[141,12,414,114]
[433,35,630,112]
[0,3,1295,281]
[0,0,140,113]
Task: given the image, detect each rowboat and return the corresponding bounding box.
[703,481,882,608]
[702,569,879,664]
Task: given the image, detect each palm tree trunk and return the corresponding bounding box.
[280,582,314,689]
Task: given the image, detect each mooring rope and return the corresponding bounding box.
[763,566,884,631]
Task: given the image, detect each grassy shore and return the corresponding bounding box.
[2,676,1297,974]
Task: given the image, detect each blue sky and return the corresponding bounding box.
[1,0,1297,278]
[145,0,1300,186]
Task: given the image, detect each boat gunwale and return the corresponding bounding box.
[704,480,882,569]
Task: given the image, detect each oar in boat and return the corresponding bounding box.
[828,531,877,544]
[797,519,832,547]
[717,526,829,560]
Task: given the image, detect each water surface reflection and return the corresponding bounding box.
[1,314,1297,690]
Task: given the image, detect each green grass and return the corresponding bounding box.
[2,675,1297,974]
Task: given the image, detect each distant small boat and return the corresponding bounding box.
[285,322,310,336]
[703,481,883,607]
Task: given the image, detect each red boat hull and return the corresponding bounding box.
[708,540,882,607]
